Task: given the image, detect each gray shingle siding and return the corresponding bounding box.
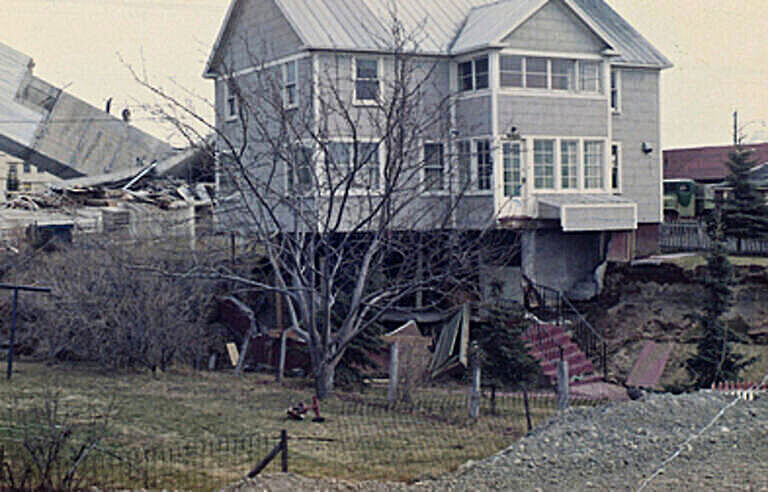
[498,95,609,137]
[502,0,607,53]
[612,68,661,224]
[212,0,304,74]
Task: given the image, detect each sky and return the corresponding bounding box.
[0,0,767,149]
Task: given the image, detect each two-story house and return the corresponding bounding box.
[204,0,671,300]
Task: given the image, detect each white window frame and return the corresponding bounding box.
[611,142,622,192]
[610,68,621,113]
[423,141,445,192]
[353,57,381,105]
[457,56,490,93]
[282,60,298,109]
[323,138,382,193]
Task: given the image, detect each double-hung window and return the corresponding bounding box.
[560,140,579,189]
[502,142,522,197]
[476,140,492,190]
[533,140,555,189]
[611,143,621,191]
[499,55,523,88]
[457,141,472,189]
[284,145,313,193]
[579,61,602,93]
[610,69,621,112]
[551,59,576,90]
[325,141,380,190]
[283,61,298,108]
[354,58,379,103]
[458,56,489,92]
[525,57,548,89]
[224,81,238,120]
[423,143,444,191]
[584,140,604,189]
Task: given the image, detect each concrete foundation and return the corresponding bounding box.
[521,229,605,299]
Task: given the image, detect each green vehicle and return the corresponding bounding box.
[663,179,714,221]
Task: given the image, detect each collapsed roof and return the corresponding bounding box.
[0,40,173,179]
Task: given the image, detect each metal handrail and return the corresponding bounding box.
[524,277,608,380]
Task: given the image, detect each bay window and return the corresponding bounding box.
[500,55,523,88]
[551,59,576,90]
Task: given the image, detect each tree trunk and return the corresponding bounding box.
[315,362,336,399]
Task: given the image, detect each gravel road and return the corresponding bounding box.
[225,391,768,491]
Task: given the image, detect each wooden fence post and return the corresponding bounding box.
[388,340,399,405]
[469,358,481,418]
[557,359,569,411]
[523,387,532,432]
[280,429,288,472]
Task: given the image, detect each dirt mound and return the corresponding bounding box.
[225,392,768,491]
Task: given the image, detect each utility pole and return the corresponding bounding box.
[734,110,739,146]
[3,283,51,380]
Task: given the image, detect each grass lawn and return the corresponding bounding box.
[0,361,576,489]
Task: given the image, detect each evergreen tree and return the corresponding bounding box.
[687,209,755,388]
[721,146,768,247]
[472,303,541,388]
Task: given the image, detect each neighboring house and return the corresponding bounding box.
[0,150,61,198]
[664,142,768,206]
[0,41,173,185]
[664,142,768,184]
[204,0,670,298]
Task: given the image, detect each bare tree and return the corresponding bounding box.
[132,14,518,398]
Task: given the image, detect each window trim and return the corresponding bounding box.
[352,57,381,106]
[282,60,298,110]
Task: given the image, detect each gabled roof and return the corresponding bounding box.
[205,0,671,76]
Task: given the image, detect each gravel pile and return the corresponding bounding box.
[226,392,768,491]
